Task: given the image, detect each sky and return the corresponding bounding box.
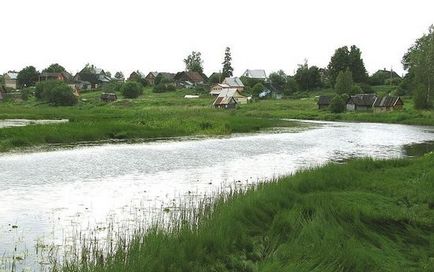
[1,0,433,77]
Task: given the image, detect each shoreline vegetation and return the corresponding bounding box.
[1,87,433,153]
[60,153,434,272]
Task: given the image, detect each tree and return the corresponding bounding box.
[403,25,434,109]
[49,84,78,106]
[222,47,233,78]
[252,82,265,97]
[294,61,322,91]
[17,66,39,87]
[208,73,222,84]
[114,71,125,80]
[42,63,66,73]
[329,95,346,113]
[335,70,353,95]
[105,71,112,78]
[328,45,368,85]
[268,70,287,91]
[121,81,143,98]
[184,51,204,74]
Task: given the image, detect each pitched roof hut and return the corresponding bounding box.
[373,96,403,112]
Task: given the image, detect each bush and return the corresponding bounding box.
[47,85,78,106]
[329,95,346,113]
[35,80,64,99]
[153,83,176,93]
[103,81,122,93]
[121,81,143,98]
[21,87,33,101]
[358,83,374,94]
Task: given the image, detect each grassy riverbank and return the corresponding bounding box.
[62,153,434,272]
[1,87,433,152]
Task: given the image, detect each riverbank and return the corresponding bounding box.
[61,153,434,272]
[1,88,433,152]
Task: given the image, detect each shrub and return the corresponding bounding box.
[358,83,374,94]
[21,87,33,101]
[35,80,64,99]
[47,85,78,106]
[121,81,143,98]
[329,95,346,113]
[153,83,176,93]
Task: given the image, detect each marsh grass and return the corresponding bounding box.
[60,154,434,272]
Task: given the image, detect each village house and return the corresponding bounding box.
[346,94,377,111]
[74,66,111,89]
[174,71,205,88]
[145,72,159,85]
[3,71,18,89]
[128,71,147,82]
[242,69,267,80]
[317,96,331,109]
[222,77,244,91]
[373,96,404,112]
[39,71,79,94]
[210,83,230,96]
[213,88,248,109]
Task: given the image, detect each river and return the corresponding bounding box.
[0,120,433,271]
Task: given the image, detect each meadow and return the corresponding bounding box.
[0,86,433,152]
[60,153,434,272]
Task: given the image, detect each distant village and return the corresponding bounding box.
[0,44,409,112]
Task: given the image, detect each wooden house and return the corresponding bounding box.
[174,71,205,87]
[346,94,377,111]
[145,72,159,85]
[213,95,237,109]
[317,96,331,109]
[222,77,244,91]
[39,71,73,82]
[212,88,248,109]
[128,71,147,82]
[373,96,403,112]
[74,66,111,89]
[3,71,18,89]
[210,83,230,96]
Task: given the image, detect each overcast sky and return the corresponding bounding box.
[1,0,433,77]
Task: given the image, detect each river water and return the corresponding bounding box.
[0,120,433,271]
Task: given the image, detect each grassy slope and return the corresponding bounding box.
[63,154,434,272]
[1,86,433,152]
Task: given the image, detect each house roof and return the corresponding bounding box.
[317,96,331,105]
[373,96,403,107]
[5,72,18,80]
[174,71,204,83]
[217,88,246,99]
[242,69,267,79]
[159,72,176,80]
[347,94,377,107]
[146,72,159,78]
[222,77,244,88]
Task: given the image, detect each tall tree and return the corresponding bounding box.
[43,63,66,73]
[328,45,367,85]
[222,47,233,78]
[403,25,434,109]
[268,70,287,91]
[294,61,322,91]
[184,51,204,74]
[335,70,353,95]
[114,71,125,80]
[17,66,39,87]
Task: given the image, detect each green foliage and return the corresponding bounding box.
[35,80,65,100]
[17,66,39,88]
[114,72,124,80]
[121,81,143,98]
[240,76,263,89]
[48,85,78,106]
[252,82,265,97]
[222,47,233,78]
[328,45,368,85]
[42,63,66,73]
[329,95,346,113]
[284,77,300,95]
[20,87,33,101]
[184,51,204,74]
[208,73,222,84]
[268,70,287,91]
[403,25,434,109]
[294,62,322,91]
[352,84,362,95]
[102,81,122,93]
[335,70,353,95]
[358,82,374,93]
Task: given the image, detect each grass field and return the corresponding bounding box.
[61,153,434,272]
[0,86,433,152]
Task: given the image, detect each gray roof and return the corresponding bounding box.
[6,72,18,80]
[242,69,267,79]
[222,77,244,88]
[347,94,377,107]
[373,96,403,107]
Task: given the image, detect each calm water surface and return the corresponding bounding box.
[0,120,433,271]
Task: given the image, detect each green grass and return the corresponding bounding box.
[61,153,434,272]
[1,87,433,152]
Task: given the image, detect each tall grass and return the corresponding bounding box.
[61,154,434,272]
